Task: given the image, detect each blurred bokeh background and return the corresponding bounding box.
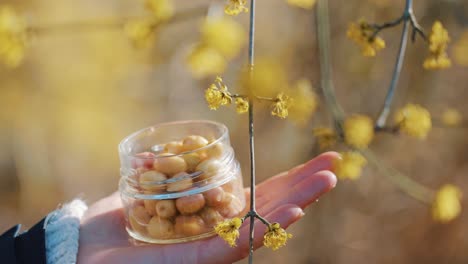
[1,0,468,263]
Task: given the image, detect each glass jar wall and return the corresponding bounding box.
[118,120,245,244]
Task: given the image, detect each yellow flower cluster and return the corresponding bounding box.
[423,21,451,70]
[241,58,289,98]
[0,6,28,68]
[124,18,156,48]
[145,0,174,21]
[235,97,249,114]
[204,76,249,114]
[441,108,462,127]
[432,184,462,223]
[286,0,317,10]
[453,30,468,67]
[201,17,247,60]
[214,217,243,247]
[205,76,232,110]
[187,17,246,78]
[347,20,385,57]
[187,45,227,78]
[289,79,318,125]
[333,151,367,180]
[263,223,292,251]
[225,0,249,16]
[344,114,374,149]
[313,127,337,150]
[124,0,174,48]
[271,93,293,119]
[394,104,432,139]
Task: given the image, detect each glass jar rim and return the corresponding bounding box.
[118,119,229,159]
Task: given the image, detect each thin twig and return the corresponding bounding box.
[247,0,256,263]
[316,0,344,134]
[255,95,275,102]
[255,213,271,226]
[360,149,435,204]
[375,14,410,129]
[369,16,404,39]
[375,0,428,129]
[248,99,256,264]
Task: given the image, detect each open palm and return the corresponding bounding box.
[77,152,339,264]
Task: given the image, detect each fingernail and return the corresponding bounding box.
[293,207,305,218]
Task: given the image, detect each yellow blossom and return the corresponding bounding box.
[344,114,374,149]
[423,21,451,70]
[394,104,432,139]
[452,30,468,67]
[235,97,249,114]
[0,6,28,68]
[423,53,451,70]
[286,0,317,10]
[432,184,462,223]
[428,21,450,53]
[442,108,462,127]
[333,151,367,180]
[313,127,337,150]
[205,76,232,110]
[201,17,246,59]
[214,217,243,247]
[124,18,156,48]
[289,79,318,125]
[271,93,292,119]
[241,58,289,98]
[347,20,385,57]
[225,0,248,16]
[145,0,174,21]
[186,44,226,78]
[263,223,292,251]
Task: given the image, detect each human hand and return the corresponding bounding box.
[77,152,339,264]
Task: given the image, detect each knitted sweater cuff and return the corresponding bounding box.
[45,200,88,264]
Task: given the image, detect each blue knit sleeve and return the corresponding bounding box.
[44,200,88,264]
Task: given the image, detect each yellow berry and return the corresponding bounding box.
[166,172,193,192]
[156,199,177,218]
[199,207,224,227]
[219,192,235,207]
[139,170,168,192]
[182,135,209,152]
[175,194,206,215]
[154,153,187,176]
[221,178,238,193]
[203,187,225,207]
[183,152,202,172]
[196,159,221,180]
[218,195,243,218]
[143,199,158,216]
[147,216,174,239]
[174,215,206,236]
[204,143,224,159]
[129,205,151,234]
[164,141,184,154]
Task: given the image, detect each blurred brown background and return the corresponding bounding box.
[1,0,468,263]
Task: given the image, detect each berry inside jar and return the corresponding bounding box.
[118,121,245,244]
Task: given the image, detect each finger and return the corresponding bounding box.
[200,204,305,264]
[256,152,339,203]
[257,170,336,216]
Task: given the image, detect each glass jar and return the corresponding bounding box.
[118,120,245,244]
